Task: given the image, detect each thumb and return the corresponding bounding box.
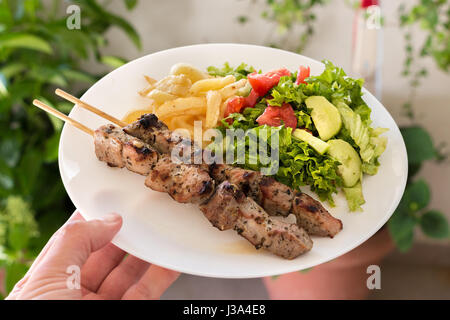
[42,213,123,270]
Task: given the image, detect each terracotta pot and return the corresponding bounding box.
[0,268,5,297]
[263,226,395,300]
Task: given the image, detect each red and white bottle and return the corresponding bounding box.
[352,0,383,99]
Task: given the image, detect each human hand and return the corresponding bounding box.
[6,211,180,300]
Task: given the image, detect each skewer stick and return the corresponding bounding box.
[33,99,94,136]
[55,88,127,127]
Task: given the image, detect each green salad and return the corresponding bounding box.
[207,61,388,211]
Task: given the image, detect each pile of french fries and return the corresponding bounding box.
[123,63,247,139]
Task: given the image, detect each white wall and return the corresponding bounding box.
[105,0,450,243]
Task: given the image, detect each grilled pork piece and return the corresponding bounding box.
[292,192,343,237]
[94,124,158,175]
[211,164,342,238]
[124,114,342,238]
[94,124,214,204]
[146,156,214,204]
[124,113,182,154]
[200,181,313,259]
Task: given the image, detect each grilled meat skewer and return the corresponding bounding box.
[145,156,214,204]
[94,124,312,259]
[200,181,313,259]
[94,124,214,204]
[124,114,342,238]
[211,164,343,238]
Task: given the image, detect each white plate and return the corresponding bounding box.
[59,44,407,278]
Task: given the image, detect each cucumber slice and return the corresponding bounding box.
[327,139,362,187]
[305,96,342,141]
[293,129,329,155]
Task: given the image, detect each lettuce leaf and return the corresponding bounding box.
[333,100,387,175]
[214,106,343,204]
[343,181,366,212]
[267,75,306,107]
[207,62,256,80]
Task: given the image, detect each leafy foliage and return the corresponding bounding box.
[0,0,140,296]
[207,62,256,80]
[395,1,450,249]
[238,0,329,53]
[389,129,449,251]
[399,0,450,119]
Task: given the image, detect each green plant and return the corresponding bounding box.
[389,0,450,250]
[388,127,449,251]
[238,0,329,53]
[243,0,449,251]
[399,0,450,119]
[0,0,141,297]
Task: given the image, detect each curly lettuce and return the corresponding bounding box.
[214,104,343,204]
[343,181,366,212]
[207,62,256,80]
[333,100,387,175]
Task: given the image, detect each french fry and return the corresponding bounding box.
[134,65,239,145]
[144,75,157,86]
[138,76,158,97]
[205,90,221,129]
[122,107,154,125]
[155,74,192,97]
[156,97,206,119]
[219,79,247,99]
[189,75,235,95]
[170,63,208,83]
[147,89,178,104]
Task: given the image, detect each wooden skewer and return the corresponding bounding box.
[55,88,127,127]
[33,99,94,136]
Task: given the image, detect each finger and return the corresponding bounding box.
[33,213,123,273]
[96,255,150,300]
[6,211,86,299]
[122,266,180,300]
[26,212,85,274]
[81,243,126,292]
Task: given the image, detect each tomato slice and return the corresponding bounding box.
[247,68,291,96]
[244,89,260,108]
[224,96,246,123]
[256,103,297,129]
[295,66,310,85]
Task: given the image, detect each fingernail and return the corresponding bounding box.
[101,213,121,224]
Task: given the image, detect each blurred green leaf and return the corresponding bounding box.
[0,33,52,54]
[0,160,14,193]
[44,132,60,163]
[101,55,127,69]
[82,0,142,50]
[4,261,29,294]
[0,72,7,96]
[393,228,414,252]
[388,209,417,252]
[0,134,22,167]
[0,63,26,78]
[400,126,436,165]
[388,180,421,251]
[406,179,430,212]
[60,69,96,84]
[124,0,138,10]
[1,196,39,251]
[17,150,43,196]
[420,210,449,239]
